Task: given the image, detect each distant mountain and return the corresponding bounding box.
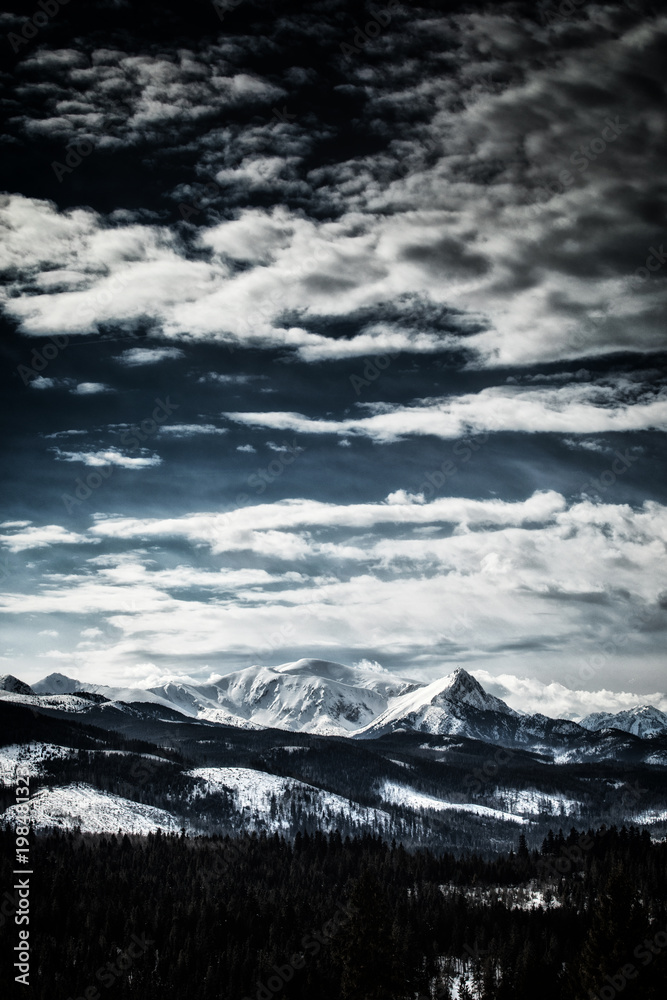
[10,663,667,756]
[32,672,84,695]
[0,674,34,696]
[580,705,667,739]
[148,658,419,735]
[30,659,420,737]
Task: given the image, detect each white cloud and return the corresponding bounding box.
[51,447,161,469]
[70,382,114,395]
[475,671,667,721]
[114,347,185,366]
[225,381,667,442]
[2,492,665,691]
[0,524,96,553]
[3,16,667,371]
[157,424,227,438]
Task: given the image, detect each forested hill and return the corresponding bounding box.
[1,825,665,999]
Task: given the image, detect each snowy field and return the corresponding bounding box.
[2,782,183,834]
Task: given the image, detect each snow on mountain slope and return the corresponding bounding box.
[11,664,667,752]
[26,659,419,735]
[358,667,519,737]
[32,672,178,709]
[378,781,528,825]
[151,659,419,735]
[580,705,667,739]
[0,742,77,781]
[188,766,391,831]
[0,690,111,713]
[2,783,183,834]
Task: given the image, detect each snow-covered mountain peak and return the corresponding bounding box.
[428,667,518,716]
[580,704,667,739]
[0,674,34,695]
[32,672,82,694]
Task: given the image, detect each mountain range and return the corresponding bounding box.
[2,661,667,848]
[2,661,667,746]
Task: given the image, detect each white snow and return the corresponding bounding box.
[440,881,562,911]
[0,742,76,781]
[379,781,529,824]
[491,788,582,816]
[632,808,667,824]
[2,783,182,834]
[188,766,391,832]
[580,705,667,739]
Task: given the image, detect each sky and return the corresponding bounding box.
[1,0,666,719]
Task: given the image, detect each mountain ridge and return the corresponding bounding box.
[12,661,667,744]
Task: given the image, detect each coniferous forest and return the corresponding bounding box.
[1,824,665,1000]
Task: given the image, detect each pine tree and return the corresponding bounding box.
[571,864,649,1000]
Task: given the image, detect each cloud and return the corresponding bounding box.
[236,444,257,453]
[156,424,227,438]
[2,494,666,690]
[0,524,96,553]
[12,47,284,151]
[70,382,114,395]
[475,671,667,720]
[114,347,185,366]
[224,380,667,443]
[197,373,266,385]
[51,447,162,469]
[3,14,667,372]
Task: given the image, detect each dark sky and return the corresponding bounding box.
[1,0,666,718]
